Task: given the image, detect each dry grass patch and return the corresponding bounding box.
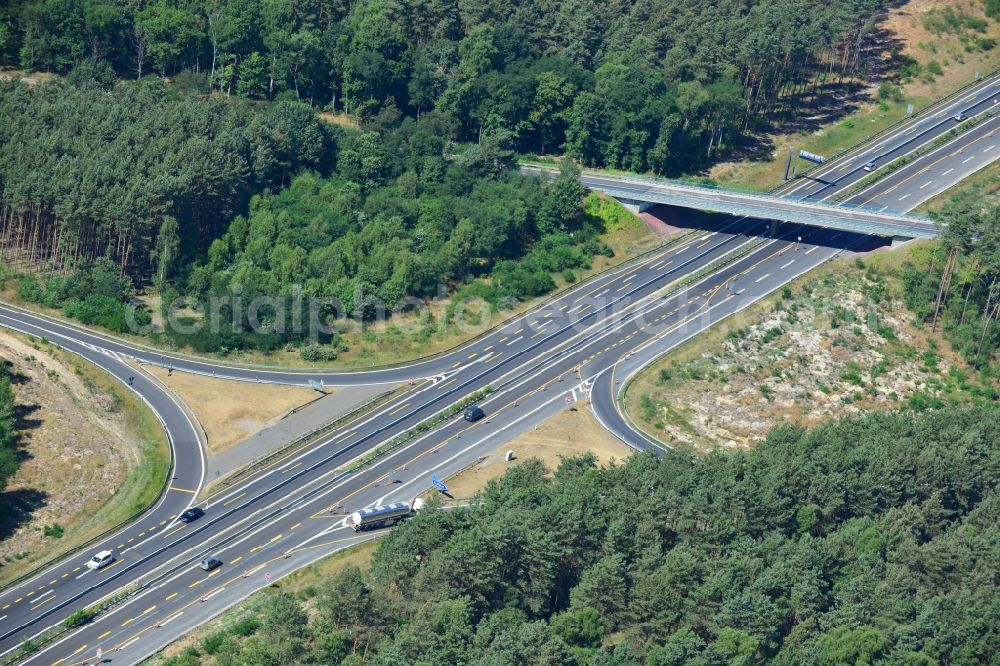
[0,330,169,586]
[430,407,633,501]
[885,0,1000,101]
[316,111,360,129]
[142,366,323,456]
[625,243,996,454]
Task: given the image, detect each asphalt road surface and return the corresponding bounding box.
[1,73,998,666]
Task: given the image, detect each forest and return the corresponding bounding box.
[0,0,935,353]
[0,69,602,352]
[902,179,1000,369]
[0,362,16,492]
[159,406,1000,666]
[0,0,893,174]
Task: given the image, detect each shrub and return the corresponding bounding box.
[299,344,339,362]
[230,616,260,636]
[200,631,228,655]
[43,523,63,538]
[64,608,95,628]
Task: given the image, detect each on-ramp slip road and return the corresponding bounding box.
[2,74,997,665]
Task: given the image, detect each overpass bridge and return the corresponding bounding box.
[523,167,941,239]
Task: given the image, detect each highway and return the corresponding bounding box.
[1,72,998,666]
[592,99,1000,449]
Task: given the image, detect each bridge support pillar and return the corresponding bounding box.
[769,220,779,237]
[614,197,654,214]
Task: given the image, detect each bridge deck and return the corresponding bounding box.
[522,167,939,238]
[582,175,939,238]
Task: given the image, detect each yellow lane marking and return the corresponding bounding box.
[15,598,22,603]
[291,522,301,530]
[168,486,197,494]
[437,378,456,390]
[1,604,8,609]
[207,569,220,578]
[485,352,503,363]
[73,567,80,572]
[269,534,283,543]
[26,591,34,597]
[121,618,134,627]
[138,532,146,538]
[98,630,112,640]
[387,402,410,416]
[51,659,64,665]
[165,592,178,602]
[483,345,493,351]
[162,525,185,539]
[467,353,477,359]
[72,645,87,655]
[859,140,978,206]
[335,432,356,443]
[451,361,460,368]
[282,462,302,474]
[514,328,524,335]
[30,595,55,610]
[142,605,156,615]
[499,336,508,342]
[61,573,68,578]
[49,579,57,585]
[230,556,243,565]
[127,538,134,543]
[222,492,246,507]
[101,559,123,573]
[160,520,167,525]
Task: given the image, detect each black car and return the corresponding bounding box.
[180,507,205,523]
[200,556,222,571]
[464,405,485,422]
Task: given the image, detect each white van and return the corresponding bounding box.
[86,550,114,570]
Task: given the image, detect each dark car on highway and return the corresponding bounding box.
[200,556,223,571]
[464,405,485,422]
[180,507,205,523]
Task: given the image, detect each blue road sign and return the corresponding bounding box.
[431,473,447,492]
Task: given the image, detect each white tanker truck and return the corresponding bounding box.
[347,497,426,532]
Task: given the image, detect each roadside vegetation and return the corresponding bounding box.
[0,357,15,492]
[712,0,1000,191]
[147,406,1000,666]
[0,329,169,586]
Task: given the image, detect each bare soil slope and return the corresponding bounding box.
[0,331,168,584]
